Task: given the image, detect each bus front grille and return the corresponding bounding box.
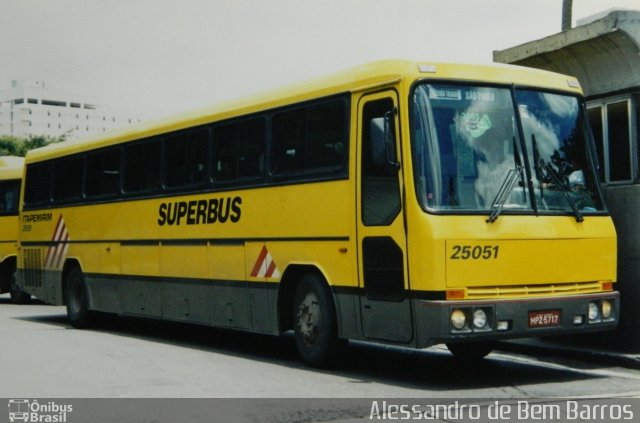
[465,281,603,299]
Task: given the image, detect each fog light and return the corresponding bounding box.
[573,315,584,325]
[451,309,466,330]
[473,309,487,329]
[497,320,510,331]
[601,300,612,319]
[588,302,600,322]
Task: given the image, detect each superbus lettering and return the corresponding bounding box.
[158,196,242,226]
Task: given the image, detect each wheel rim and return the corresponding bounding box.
[296,291,321,345]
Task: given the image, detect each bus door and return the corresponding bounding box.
[357,91,413,343]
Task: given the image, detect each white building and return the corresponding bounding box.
[0,80,142,140]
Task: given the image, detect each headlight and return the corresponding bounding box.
[601,300,612,319]
[451,309,467,330]
[473,309,487,329]
[588,302,600,322]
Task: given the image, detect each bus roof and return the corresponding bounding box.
[0,156,24,180]
[24,59,582,163]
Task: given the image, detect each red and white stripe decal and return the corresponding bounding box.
[250,245,281,279]
[45,215,70,269]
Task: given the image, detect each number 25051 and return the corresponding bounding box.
[450,245,499,260]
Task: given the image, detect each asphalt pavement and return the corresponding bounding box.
[498,337,640,370]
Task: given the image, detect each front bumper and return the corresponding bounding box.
[414,291,620,348]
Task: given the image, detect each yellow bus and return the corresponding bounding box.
[17,60,618,365]
[0,156,29,303]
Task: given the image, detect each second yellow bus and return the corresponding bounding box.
[0,156,29,303]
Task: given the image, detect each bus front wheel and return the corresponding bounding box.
[446,342,494,362]
[9,271,30,304]
[292,273,342,367]
[65,266,94,328]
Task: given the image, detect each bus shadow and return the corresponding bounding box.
[15,312,605,392]
[0,296,46,305]
[332,342,603,391]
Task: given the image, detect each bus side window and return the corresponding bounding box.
[0,180,19,213]
[361,98,401,226]
[24,163,52,206]
[86,148,121,198]
[272,108,305,174]
[237,118,265,179]
[213,117,265,182]
[270,98,348,177]
[164,129,209,188]
[306,100,347,170]
[124,138,161,194]
[53,156,84,203]
[213,123,238,182]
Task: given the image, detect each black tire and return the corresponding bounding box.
[292,273,342,367]
[65,266,94,328]
[446,341,494,362]
[9,271,30,304]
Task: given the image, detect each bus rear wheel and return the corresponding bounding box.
[292,273,342,367]
[446,342,494,362]
[65,266,94,328]
[9,271,30,304]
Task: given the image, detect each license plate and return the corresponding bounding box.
[528,309,561,328]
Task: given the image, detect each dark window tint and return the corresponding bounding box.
[164,129,209,188]
[0,180,20,214]
[362,236,405,300]
[607,101,631,181]
[271,99,347,176]
[86,148,121,197]
[53,157,84,202]
[213,117,265,181]
[124,139,162,194]
[272,109,305,173]
[306,100,347,169]
[361,98,401,226]
[24,163,51,206]
[587,106,605,181]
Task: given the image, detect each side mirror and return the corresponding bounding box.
[370,111,400,169]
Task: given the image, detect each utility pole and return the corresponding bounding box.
[562,0,573,31]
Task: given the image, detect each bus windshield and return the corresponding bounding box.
[410,83,605,215]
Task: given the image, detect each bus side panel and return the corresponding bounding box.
[86,275,125,315]
[209,244,245,281]
[209,243,257,331]
[162,244,208,279]
[0,215,19,293]
[333,288,363,340]
[161,280,213,325]
[121,244,161,276]
[160,243,213,324]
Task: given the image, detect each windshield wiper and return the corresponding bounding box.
[539,160,584,222]
[531,134,584,223]
[487,137,526,223]
[532,134,544,201]
[486,166,523,223]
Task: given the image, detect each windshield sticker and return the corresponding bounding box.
[460,112,492,138]
[465,90,496,102]
[429,87,462,101]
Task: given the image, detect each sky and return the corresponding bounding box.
[1,0,639,119]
